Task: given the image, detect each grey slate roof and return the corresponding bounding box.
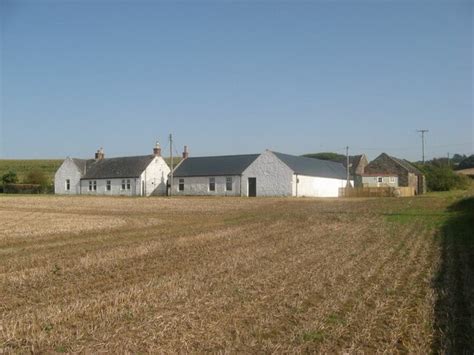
[79,155,155,180]
[273,152,347,179]
[173,154,260,177]
[72,158,95,175]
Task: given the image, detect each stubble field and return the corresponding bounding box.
[1,192,473,353]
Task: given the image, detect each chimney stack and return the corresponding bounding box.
[95,147,105,160]
[153,142,162,157]
[182,145,189,159]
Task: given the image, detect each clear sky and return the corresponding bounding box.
[0,0,472,161]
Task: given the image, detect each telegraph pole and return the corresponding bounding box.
[417,129,429,163]
[169,133,173,196]
[346,146,350,188]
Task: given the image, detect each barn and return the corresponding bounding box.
[171,150,350,197]
[54,143,170,196]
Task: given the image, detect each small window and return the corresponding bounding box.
[226,177,233,191]
[126,179,131,190]
[209,177,215,192]
[179,178,184,191]
[122,180,126,190]
[106,180,111,191]
[89,181,93,191]
[389,177,396,183]
[65,179,70,191]
[377,177,383,183]
[93,181,97,191]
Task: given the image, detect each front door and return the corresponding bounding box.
[248,178,257,197]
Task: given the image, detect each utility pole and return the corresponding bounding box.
[346,146,350,188]
[169,133,173,196]
[417,129,429,164]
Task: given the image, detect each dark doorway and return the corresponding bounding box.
[248,178,257,197]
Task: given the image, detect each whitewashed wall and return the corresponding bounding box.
[241,151,293,197]
[171,175,241,196]
[294,175,351,197]
[141,156,170,196]
[80,178,140,196]
[54,158,83,195]
[362,176,398,187]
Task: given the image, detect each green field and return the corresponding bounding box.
[0,160,63,182]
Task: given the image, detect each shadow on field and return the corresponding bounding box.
[432,197,474,354]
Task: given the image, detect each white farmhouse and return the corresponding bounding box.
[172,150,350,197]
[54,144,170,196]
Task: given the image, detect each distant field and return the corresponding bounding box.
[0,159,63,182]
[0,193,472,353]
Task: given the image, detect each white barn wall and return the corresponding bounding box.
[141,157,170,196]
[294,175,350,197]
[242,151,293,197]
[54,158,83,195]
[172,175,241,196]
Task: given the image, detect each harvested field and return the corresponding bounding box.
[0,192,473,353]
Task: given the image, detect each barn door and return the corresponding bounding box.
[248,178,257,197]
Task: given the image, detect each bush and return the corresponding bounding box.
[2,171,18,184]
[4,183,42,194]
[23,169,52,192]
[422,165,471,191]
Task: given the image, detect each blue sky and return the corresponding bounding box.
[0,0,472,161]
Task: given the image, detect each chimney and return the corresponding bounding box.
[153,142,162,157]
[182,145,189,159]
[95,147,105,160]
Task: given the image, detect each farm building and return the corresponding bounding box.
[171,150,350,197]
[364,153,426,194]
[54,144,170,196]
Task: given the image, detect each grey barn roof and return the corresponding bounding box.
[173,154,260,177]
[79,155,155,180]
[173,151,347,180]
[272,152,347,179]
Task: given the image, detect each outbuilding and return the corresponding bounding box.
[171,150,350,197]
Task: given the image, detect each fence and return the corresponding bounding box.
[339,186,415,198]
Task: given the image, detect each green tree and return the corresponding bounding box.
[24,170,50,190]
[422,164,470,191]
[2,171,18,184]
[457,155,474,170]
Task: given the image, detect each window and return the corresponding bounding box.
[106,180,111,191]
[389,177,396,183]
[89,181,93,191]
[126,179,131,190]
[377,177,383,183]
[226,177,233,191]
[122,180,126,190]
[209,177,216,192]
[179,178,184,191]
[93,181,97,191]
[65,179,70,191]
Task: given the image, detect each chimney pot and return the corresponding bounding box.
[182,146,189,159]
[95,147,105,160]
[153,142,162,157]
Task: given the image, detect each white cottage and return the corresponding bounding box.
[54,144,170,196]
[172,150,351,197]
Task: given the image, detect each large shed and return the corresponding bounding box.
[171,150,350,197]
